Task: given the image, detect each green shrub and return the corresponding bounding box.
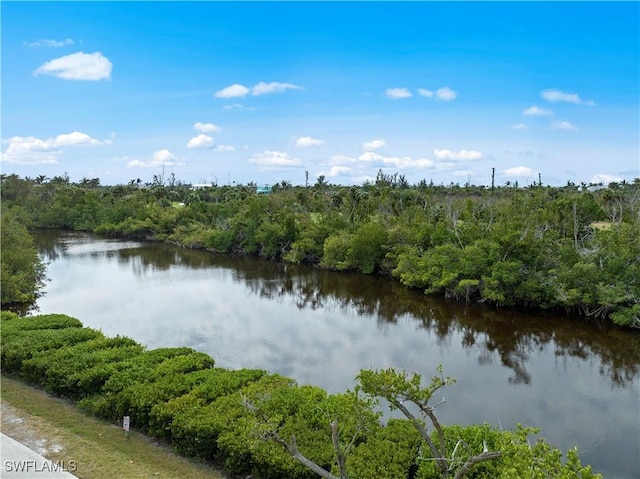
[1,313,83,334]
[81,348,214,422]
[347,419,421,479]
[204,227,236,253]
[321,233,355,270]
[149,394,207,439]
[113,368,215,431]
[1,310,21,322]
[100,347,200,395]
[148,368,265,439]
[1,327,102,374]
[416,424,601,479]
[170,374,293,460]
[150,351,215,378]
[1,314,601,479]
[21,336,143,396]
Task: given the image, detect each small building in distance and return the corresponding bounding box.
[256,184,272,195]
[191,183,214,190]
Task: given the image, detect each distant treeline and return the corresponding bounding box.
[1,311,601,478]
[2,172,638,327]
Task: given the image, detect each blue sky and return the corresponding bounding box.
[2,1,639,187]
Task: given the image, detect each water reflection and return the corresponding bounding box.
[224,259,640,389]
[34,231,639,478]
[36,231,639,389]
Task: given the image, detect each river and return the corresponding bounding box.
[34,231,639,478]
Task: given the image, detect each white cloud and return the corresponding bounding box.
[505,149,536,158]
[25,38,74,48]
[502,166,534,177]
[357,152,436,169]
[512,123,528,130]
[352,175,376,185]
[1,137,59,164]
[433,149,484,161]
[126,149,183,169]
[215,84,251,98]
[523,105,553,116]
[54,131,104,146]
[194,122,221,133]
[321,166,352,177]
[329,154,357,165]
[295,136,325,148]
[215,81,303,98]
[541,89,595,105]
[249,150,302,169]
[384,88,412,99]
[591,173,622,184]
[215,145,236,152]
[362,139,386,151]
[223,103,249,110]
[416,87,457,100]
[34,51,112,81]
[153,149,177,162]
[357,152,383,162]
[252,82,303,96]
[1,131,108,165]
[187,134,215,149]
[453,170,475,177]
[435,86,457,101]
[551,120,579,131]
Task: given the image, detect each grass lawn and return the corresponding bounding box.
[1,375,226,479]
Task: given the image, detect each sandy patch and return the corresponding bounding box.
[1,400,66,457]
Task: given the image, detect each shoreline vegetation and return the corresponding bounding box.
[2,173,639,328]
[1,311,601,478]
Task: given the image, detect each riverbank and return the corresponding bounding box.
[4,175,638,328]
[0,376,226,479]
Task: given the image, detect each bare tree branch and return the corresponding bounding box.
[391,398,448,474]
[331,419,348,479]
[453,450,503,479]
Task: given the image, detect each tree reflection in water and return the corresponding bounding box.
[36,229,639,389]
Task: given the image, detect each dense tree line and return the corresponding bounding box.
[0,203,47,309]
[1,312,600,478]
[2,172,638,327]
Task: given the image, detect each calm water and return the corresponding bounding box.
[34,231,639,478]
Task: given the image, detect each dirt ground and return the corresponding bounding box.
[1,399,67,458]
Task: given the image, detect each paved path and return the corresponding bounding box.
[1,433,78,478]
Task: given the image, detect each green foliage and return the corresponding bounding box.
[347,419,421,479]
[169,374,294,460]
[1,205,47,306]
[99,347,200,394]
[357,366,455,406]
[611,303,640,327]
[1,313,83,333]
[4,174,639,327]
[284,213,335,264]
[21,336,144,397]
[321,232,355,270]
[203,227,236,253]
[148,368,265,438]
[112,368,214,431]
[348,220,388,274]
[83,349,216,422]
[1,327,102,374]
[1,314,600,479]
[0,310,20,321]
[415,424,600,479]
[225,383,334,479]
